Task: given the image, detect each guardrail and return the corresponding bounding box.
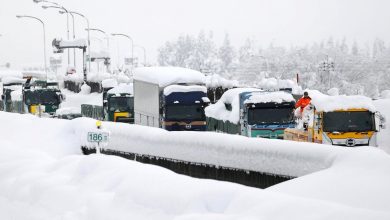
[78,119,343,188]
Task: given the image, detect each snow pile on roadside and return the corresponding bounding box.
[205,88,261,123]
[308,90,376,112]
[1,112,390,219]
[64,73,84,83]
[244,91,295,104]
[206,74,238,88]
[163,85,207,96]
[134,67,205,87]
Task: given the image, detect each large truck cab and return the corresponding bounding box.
[133,67,208,131]
[162,85,209,131]
[240,92,296,138]
[284,90,384,147]
[105,84,134,123]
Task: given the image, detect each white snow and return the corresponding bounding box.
[59,39,87,48]
[87,72,111,83]
[1,76,25,85]
[10,89,23,101]
[101,78,118,88]
[163,85,207,96]
[205,74,238,88]
[374,98,390,154]
[80,83,91,95]
[205,88,261,123]
[381,90,390,99]
[244,91,295,104]
[0,69,23,79]
[256,77,302,94]
[327,87,340,96]
[64,72,84,83]
[1,111,390,219]
[133,67,206,87]
[107,83,133,95]
[58,89,102,113]
[307,90,376,112]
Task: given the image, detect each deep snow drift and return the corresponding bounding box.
[1,111,390,219]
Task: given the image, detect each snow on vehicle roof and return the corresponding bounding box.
[87,72,111,83]
[101,78,118,88]
[107,83,134,95]
[307,90,376,112]
[205,74,239,89]
[244,91,295,104]
[133,67,205,87]
[0,69,23,79]
[205,88,261,123]
[22,70,47,80]
[1,76,26,85]
[257,77,303,94]
[163,85,207,96]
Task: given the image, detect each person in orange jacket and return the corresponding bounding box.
[296,91,311,113]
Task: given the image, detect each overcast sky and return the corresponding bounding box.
[1,0,390,69]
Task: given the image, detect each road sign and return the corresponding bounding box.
[87,131,109,143]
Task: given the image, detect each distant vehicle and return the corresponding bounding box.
[206,89,296,139]
[1,77,63,116]
[133,67,209,131]
[81,83,134,123]
[284,90,385,147]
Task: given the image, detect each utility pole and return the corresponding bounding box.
[319,55,334,89]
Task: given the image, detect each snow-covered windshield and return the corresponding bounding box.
[165,104,205,121]
[247,108,294,125]
[108,97,133,112]
[323,111,375,132]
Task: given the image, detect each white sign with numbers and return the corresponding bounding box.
[87,132,109,143]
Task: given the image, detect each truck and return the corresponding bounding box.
[1,76,63,116]
[81,82,134,123]
[206,88,296,139]
[133,67,209,131]
[284,90,385,147]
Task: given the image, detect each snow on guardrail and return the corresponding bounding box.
[74,117,346,177]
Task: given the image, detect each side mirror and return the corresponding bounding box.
[375,111,386,131]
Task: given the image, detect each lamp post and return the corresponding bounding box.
[16,15,47,80]
[87,28,109,49]
[66,10,91,73]
[134,45,146,66]
[41,5,72,67]
[111,33,134,73]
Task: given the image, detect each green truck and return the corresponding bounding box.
[206,88,296,139]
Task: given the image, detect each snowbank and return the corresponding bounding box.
[308,90,376,112]
[163,85,207,96]
[1,112,390,219]
[133,67,205,87]
[244,91,295,104]
[64,73,84,83]
[87,72,111,83]
[80,83,91,94]
[381,90,390,99]
[0,69,23,79]
[107,83,134,95]
[205,88,261,123]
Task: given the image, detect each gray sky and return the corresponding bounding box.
[1,0,390,69]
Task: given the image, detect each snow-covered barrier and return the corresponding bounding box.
[78,118,344,188]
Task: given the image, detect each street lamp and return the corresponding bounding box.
[16,15,47,80]
[41,5,73,67]
[134,45,146,66]
[111,33,134,73]
[87,28,109,49]
[65,10,91,73]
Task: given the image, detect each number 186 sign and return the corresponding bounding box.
[88,132,109,143]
